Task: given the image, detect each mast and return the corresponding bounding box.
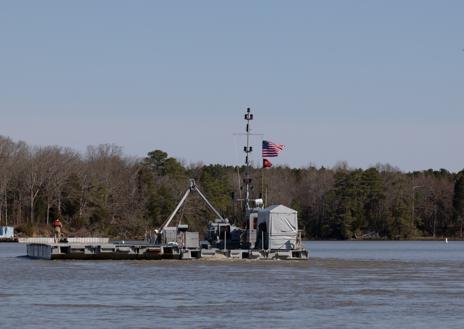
[243,108,253,211]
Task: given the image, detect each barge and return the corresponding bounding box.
[24,108,309,261]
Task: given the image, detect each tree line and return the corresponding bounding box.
[1,135,463,240]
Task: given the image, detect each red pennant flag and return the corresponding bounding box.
[263,159,273,168]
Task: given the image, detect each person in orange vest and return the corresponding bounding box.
[53,218,63,242]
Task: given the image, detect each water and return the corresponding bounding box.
[1,241,464,329]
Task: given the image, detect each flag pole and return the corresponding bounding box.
[261,139,265,207]
[261,164,264,207]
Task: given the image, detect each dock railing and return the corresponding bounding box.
[18,237,110,244]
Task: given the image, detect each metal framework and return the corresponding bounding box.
[243,108,253,211]
[158,179,224,234]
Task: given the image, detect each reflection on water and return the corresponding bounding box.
[1,242,464,329]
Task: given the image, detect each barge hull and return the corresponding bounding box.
[26,243,181,260]
[26,242,308,260]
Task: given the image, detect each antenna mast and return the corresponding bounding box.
[243,108,253,211]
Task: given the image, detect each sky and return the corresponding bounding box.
[1,1,463,172]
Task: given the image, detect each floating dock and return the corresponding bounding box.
[0,238,17,242]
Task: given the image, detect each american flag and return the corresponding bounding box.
[262,140,284,157]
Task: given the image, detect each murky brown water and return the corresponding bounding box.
[1,241,464,328]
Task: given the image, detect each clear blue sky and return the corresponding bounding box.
[1,1,463,172]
